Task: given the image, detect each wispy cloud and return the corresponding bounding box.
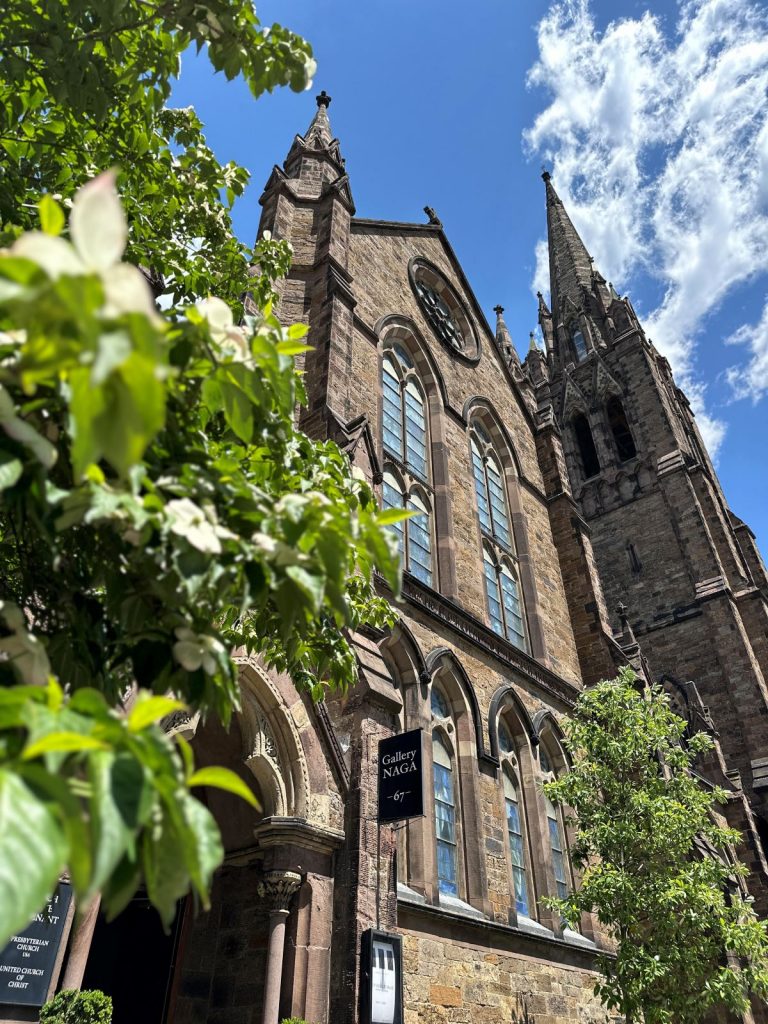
[524,0,768,457]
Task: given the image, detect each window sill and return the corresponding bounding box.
[438,892,485,919]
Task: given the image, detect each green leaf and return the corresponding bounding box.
[375,507,418,526]
[188,766,259,808]
[128,695,185,733]
[0,770,67,948]
[275,341,311,356]
[38,195,65,237]
[22,731,108,759]
[88,751,150,897]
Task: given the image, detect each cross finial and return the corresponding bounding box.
[493,304,504,316]
[541,166,551,183]
[316,90,332,108]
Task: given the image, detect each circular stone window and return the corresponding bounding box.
[409,258,480,362]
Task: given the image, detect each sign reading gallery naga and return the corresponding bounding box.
[377,728,424,823]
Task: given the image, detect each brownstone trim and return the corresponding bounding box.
[377,573,580,709]
[396,898,603,971]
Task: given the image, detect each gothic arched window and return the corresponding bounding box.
[573,413,600,479]
[570,323,588,362]
[431,687,459,896]
[540,744,570,900]
[471,422,528,651]
[382,346,428,479]
[606,397,637,461]
[498,721,531,917]
[382,344,434,585]
[382,470,433,586]
[483,548,526,650]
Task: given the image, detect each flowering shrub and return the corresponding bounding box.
[0,177,402,946]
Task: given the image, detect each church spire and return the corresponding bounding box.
[493,305,521,371]
[542,171,594,326]
[305,89,333,148]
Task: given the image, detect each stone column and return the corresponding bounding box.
[61,897,101,991]
[257,870,302,1024]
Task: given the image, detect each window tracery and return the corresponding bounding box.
[431,686,459,896]
[381,343,434,585]
[470,421,527,650]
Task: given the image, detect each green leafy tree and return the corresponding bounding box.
[0,6,405,948]
[1,0,316,302]
[544,668,768,1024]
[41,989,113,1024]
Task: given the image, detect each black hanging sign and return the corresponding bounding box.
[0,883,73,1007]
[377,728,424,823]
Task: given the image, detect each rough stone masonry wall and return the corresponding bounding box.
[344,224,582,687]
[400,925,610,1024]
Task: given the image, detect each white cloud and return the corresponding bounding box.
[725,297,768,403]
[524,0,768,457]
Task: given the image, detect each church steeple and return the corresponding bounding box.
[542,171,594,326]
[304,89,334,148]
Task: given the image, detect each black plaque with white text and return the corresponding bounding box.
[377,728,424,823]
[0,883,72,1007]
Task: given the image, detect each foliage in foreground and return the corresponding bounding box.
[0,177,402,948]
[545,667,768,1024]
[41,989,112,1024]
[1,0,316,304]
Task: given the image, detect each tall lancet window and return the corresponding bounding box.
[470,422,528,651]
[570,323,588,362]
[606,397,637,461]
[431,686,458,896]
[540,745,570,900]
[498,721,531,917]
[381,344,434,585]
[573,413,600,479]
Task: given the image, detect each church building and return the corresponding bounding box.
[12,91,768,1024]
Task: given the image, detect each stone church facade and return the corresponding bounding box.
[14,93,768,1024]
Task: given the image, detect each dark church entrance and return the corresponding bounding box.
[81,896,184,1024]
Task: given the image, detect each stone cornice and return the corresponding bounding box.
[377,573,581,709]
[397,896,604,971]
[253,816,346,857]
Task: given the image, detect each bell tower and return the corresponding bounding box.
[534,173,768,880]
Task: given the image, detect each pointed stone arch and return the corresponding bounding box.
[237,659,311,820]
[488,684,538,762]
[425,647,493,766]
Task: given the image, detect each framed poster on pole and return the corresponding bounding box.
[360,928,403,1024]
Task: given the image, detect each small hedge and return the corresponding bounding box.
[40,989,113,1024]
[280,1018,312,1024]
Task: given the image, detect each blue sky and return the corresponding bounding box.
[172,0,768,554]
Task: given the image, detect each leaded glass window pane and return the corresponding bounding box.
[500,565,526,651]
[486,457,512,547]
[382,472,404,556]
[471,439,492,533]
[431,687,450,720]
[382,358,403,460]
[547,796,568,900]
[572,326,587,361]
[504,770,529,916]
[404,382,428,479]
[433,742,458,896]
[484,554,504,636]
[407,493,432,586]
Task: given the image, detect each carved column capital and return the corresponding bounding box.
[257,870,302,912]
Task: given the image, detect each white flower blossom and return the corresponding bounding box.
[9,172,160,323]
[172,627,225,675]
[195,296,250,362]
[166,497,223,554]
